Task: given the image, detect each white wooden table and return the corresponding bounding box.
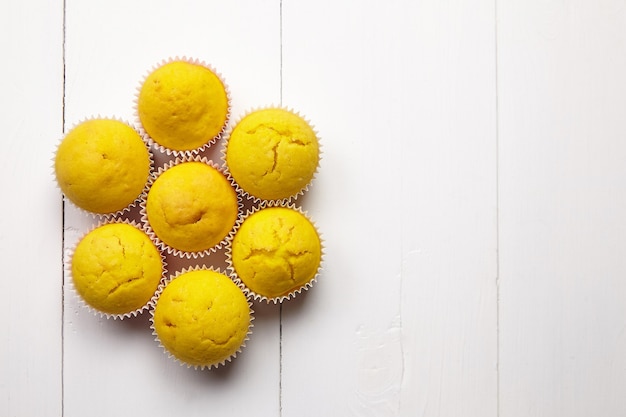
[2,1,626,416]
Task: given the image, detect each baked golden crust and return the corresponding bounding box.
[152,269,251,367]
[231,207,321,300]
[138,60,229,152]
[145,161,238,253]
[55,119,151,214]
[225,108,319,200]
[71,223,163,316]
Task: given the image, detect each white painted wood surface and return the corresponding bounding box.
[498,2,626,416]
[0,1,63,417]
[280,1,498,416]
[2,1,626,416]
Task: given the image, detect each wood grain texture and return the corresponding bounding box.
[4,0,626,416]
[280,1,498,416]
[0,1,64,416]
[498,1,626,416]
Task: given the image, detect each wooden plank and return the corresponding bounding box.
[62,1,282,415]
[0,1,64,416]
[280,1,498,415]
[11,1,626,414]
[498,1,626,416]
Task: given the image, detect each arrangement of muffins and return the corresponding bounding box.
[54,57,323,370]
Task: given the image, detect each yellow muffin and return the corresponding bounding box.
[230,206,322,301]
[71,222,164,317]
[145,160,239,254]
[137,60,229,153]
[152,269,251,368]
[225,108,319,201]
[55,119,151,214]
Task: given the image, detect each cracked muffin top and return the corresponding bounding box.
[229,206,322,302]
[71,222,164,317]
[224,108,319,201]
[151,269,251,368]
[55,119,151,215]
[144,160,239,255]
[137,60,229,154]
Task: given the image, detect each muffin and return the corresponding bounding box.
[137,59,230,154]
[228,205,322,302]
[143,157,239,256]
[151,268,252,369]
[54,118,151,215]
[224,107,320,201]
[70,221,165,318]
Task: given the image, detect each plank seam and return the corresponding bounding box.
[494,0,501,416]
[278,2,284,416]
[61,0,67,415]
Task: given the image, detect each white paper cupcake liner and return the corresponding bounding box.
[140,155,243,259]
[133,56,232,157]
[149,265,254,370]
[65,218,168,320]
[52,116,155,220]
[225,200,325,304]
[220,105,322,205]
